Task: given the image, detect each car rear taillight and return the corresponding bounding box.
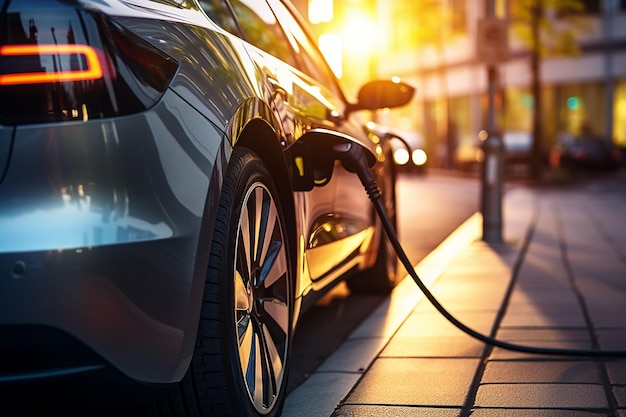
[0,5,178,125]
[0,44,103,85]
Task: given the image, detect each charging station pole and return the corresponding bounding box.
[477,0,508,243]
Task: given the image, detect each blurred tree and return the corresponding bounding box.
[509,0,590,180]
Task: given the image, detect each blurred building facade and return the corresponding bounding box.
[295,0,626,169]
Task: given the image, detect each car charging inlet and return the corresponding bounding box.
[332,141,626,358]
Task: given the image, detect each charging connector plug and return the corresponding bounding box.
[333,143,382,202]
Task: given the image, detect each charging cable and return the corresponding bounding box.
[337,142,626,357]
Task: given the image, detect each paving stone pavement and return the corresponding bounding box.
[284,173,626,417]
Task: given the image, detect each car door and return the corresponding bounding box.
[262,0,376,288]
[201,0,375,290]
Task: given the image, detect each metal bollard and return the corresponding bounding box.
[480,130,504,243]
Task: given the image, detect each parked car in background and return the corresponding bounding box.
[367,123,428,174]
[502,130,533,167]
[550,132,621,172]
[0,0,414,415]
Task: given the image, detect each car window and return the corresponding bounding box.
[197,0,241,35]
[224,0,299,68]
[266,0,342,98]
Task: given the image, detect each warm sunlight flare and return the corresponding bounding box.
[308,0,333,24]
[341,10,377,58]
[318,33,342,78]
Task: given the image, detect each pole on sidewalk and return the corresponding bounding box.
[481,0,504,243]
[481,129,503,243]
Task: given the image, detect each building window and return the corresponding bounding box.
[504,88,533,133]
[556,83,605,136]
[614,80,626,147]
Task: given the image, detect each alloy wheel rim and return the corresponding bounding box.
[234,182,289,414]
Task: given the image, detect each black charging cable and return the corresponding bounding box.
[337,142,626,358]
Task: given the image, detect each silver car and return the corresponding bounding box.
[0,0,413,415]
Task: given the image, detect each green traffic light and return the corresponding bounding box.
[567,96,580,110]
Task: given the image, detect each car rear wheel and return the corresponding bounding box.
[150,147,292,417]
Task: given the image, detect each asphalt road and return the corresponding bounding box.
[287,170,481,393]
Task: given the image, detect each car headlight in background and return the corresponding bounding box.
[412,149,427,166]
[393,148,427,167]
[393,148,410,165]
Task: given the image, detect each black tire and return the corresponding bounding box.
[346,152,399,294]
[150,147,293,417]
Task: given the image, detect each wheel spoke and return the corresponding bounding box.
[253,299,287,403]
[262,321,283,388]
[238,319,254,376]
[253,187,266,265]
[251,331,264,410]
[240,201,253,278]
[258,190,277,268]
[259,297,289,338]
[235,270,249,314]
[260,240,287,290]
[242,319,279,411]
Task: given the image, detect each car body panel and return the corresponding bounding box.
[0,128,11,183]
[0,0,410,403]
[235,15,378,295]
[0,89,225,382]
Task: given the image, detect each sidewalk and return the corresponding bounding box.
[283,177,626,417]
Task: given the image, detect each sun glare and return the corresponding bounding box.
[318,34,342,78]
[309,0,333,24]
[341,11,377,57]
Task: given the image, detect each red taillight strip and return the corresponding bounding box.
[0,44,103,85]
